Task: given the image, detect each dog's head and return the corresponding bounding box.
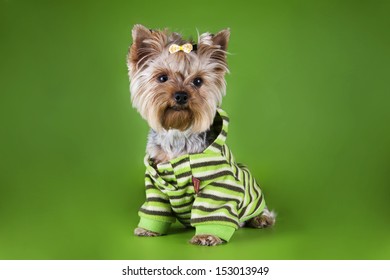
[127,24,230,133]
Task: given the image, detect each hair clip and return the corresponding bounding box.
[169,43,193,54]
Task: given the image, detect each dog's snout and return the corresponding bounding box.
[174,91,188,105]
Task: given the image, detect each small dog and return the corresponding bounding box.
[127,24,275,246]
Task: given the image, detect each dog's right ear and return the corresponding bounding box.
[128,24,166,74]
[132,24,152,48]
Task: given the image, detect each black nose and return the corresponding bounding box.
[174,91,188,105]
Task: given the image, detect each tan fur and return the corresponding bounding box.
[127,25,229,134]
[161,108,194,131]
[134,227,160,237]
[190,234,223,246]
[246,208,276,228]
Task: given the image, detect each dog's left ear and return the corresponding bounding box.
[198,29,230,73]
[212,29,230,51]
[198,28,230,51]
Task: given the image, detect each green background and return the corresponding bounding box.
[1,0,389,259]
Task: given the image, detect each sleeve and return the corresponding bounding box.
[137,172,176,234]
[190,178,244,242]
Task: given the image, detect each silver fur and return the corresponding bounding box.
[147,129,208,161]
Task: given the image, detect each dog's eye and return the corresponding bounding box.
[158,75,168,83]
[193,77,203,87]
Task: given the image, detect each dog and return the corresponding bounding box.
[127,24,275,246]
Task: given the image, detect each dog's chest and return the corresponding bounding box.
[146,129,211,162]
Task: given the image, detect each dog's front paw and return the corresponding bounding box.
[134,227,161,237]
[190,234,223,246]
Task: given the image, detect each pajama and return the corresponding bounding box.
[137,108,267,242]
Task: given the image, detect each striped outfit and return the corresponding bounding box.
[138,108,267,242]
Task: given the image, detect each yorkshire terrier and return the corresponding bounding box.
[127,24,275,246]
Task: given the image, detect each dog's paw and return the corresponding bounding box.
[246,209,276,229]
[190,234,223,246]
[134,227,161,237]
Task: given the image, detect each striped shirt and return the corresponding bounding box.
[137,108,267,242]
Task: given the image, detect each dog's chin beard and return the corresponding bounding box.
[160,106,194,131]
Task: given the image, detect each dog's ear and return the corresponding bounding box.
[212,28,230,51]
[128,24,167,73]
[131,24,152,48]
[198,28,230,51]
[197,29,230,73]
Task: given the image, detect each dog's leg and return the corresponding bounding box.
[134,227,161,237]
[246,208,276,228]
[190,234,223,246]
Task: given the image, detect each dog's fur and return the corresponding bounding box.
[127,25,275,246]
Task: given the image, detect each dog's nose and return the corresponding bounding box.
[174,91,188,105]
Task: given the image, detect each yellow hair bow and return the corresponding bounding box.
[168,43,193,54]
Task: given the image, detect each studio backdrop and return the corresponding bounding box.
[1,0,389,259]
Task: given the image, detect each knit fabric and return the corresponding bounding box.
[137,108,267,242]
